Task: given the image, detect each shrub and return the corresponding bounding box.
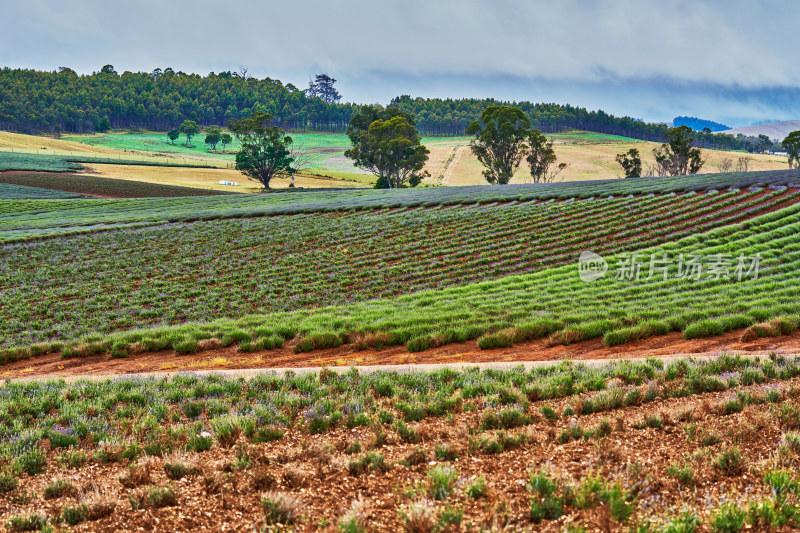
[174,337,199,354]
[428,465,458,500]
[666,463,695,485]
[540,405,558,420]
[62,504,88,526]
[466,476,487,498]
[6,513,48,531]
[252,426,284,443]
[164,459,198,480]
[43,478,77,499]
[434,444,459,462]
[186,433,213,452]
[406,335,434,352]
[393,420,420,444]
[714,447,746,476]
[348,452,389,476]
[261,491,303,525]
[683,319,725,339]
[14,447,46,476]
[477,331,514,350]
[293,332,342,353]
[0,468,19,493]
[710,502,746,533]
[129,484,179,510]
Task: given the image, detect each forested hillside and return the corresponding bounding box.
[0,66,356,134]
[0,67,773,151]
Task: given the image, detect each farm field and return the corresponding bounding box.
[3,167,800,532]
[3,169,800,242]
[0,172,233,198]
[445,133,790,185]
[2,130,790,192]
[3,185,795,349]
[0,170,799,358]
[1,355,800,531]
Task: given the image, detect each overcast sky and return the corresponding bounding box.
[1,0,797,126]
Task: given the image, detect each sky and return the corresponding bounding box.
[1,0,797,127]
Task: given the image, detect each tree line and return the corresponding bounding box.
[0,66,782,154]
[0,66,355,134]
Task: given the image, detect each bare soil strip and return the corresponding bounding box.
[5,328,799,382]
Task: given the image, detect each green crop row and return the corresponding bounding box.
[0,188,787,350]
[2,169,799,242]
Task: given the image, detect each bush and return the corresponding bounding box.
[428,465,458,500]
[710,502,746,533]
[0,468,18,493]
[683,319,725,339]
[466,476,487,498]
[43,478,77,499]
[174,337,199,355]
[261,492,303,525]
[477,331,514,350]
[714,447,746,476]
[405,335,434,352]
[14,447,46,476]
[293,331,342,353]
[129,484,179,510]
[62,504,88,526]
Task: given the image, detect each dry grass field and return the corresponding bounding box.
[441,133,791,185]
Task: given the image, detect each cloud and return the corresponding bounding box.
[0,0,797,124]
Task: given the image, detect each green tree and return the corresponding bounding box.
[180,120,199,147]
[219,133,232,152]
[527,129,567,183]
[783,131,800,169]
[96,117,110,132]
[167,129,180,144]
[345,105,429,188]
[652,125,705,176]
[466,106,530,184]
[228,112,293,189]
[204,125,222,151]
[615,148,642,178]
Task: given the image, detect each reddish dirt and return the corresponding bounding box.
[2,374,798,531]
[5,328,800,380]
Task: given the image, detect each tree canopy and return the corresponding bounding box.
[228,112,294,189]
[616,148,642,178]
[783,131,800,169]
[307,74,341,104]
[180,120,199,146]
[652,126,705,176]
[204,125,222,150]
[527,129,567,183]
[345,105,429,189]
[466,106,531,185]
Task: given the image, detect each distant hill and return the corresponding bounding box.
[722,120,800,141]
[673,116,730,132]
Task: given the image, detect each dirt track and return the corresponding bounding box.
[5,328,800,381]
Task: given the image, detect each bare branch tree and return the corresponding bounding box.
[288,145,312,188]
[735,156,752,173]
[719,157,733,173]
